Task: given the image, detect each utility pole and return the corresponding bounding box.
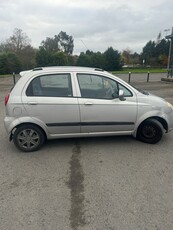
[166,27,173,77]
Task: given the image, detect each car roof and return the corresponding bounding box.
[20,66,106,76]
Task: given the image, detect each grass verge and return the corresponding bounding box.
[112,68,167,74]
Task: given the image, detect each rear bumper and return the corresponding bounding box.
[4,116,13,134]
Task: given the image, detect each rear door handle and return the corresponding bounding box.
[84,102,93,105]
[27,101,38,105]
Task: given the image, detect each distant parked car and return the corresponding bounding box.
[4,66,173,152]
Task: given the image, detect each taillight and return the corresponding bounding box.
[4,93,10,106]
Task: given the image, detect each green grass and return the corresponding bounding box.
[112,68,167,74]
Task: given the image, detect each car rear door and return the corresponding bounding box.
[22,73,81,135]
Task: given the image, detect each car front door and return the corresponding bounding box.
[76,73,137,134]
[22,73,80,135]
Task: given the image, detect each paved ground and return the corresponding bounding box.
[0,74,173,230]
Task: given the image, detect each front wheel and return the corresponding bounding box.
[13,124,45,152]
[137,119,163,144]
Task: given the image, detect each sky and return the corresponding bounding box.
[0,0,173,54]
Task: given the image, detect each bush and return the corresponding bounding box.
[0,52,21,74]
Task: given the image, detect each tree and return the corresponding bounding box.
[36,47,50,66]
[141,40,156,65]
[158,54,168,66]
[36,31,74,67]
[0,28,36,71]
[50,52,68,66]
[0,28,31,54]
[141,39,170,67]
[121,49,140,67]
[104,47,122,71]
[90,52,106,68]
[76,48,122,71]
[130,52,140,65]
[36,48,68,67]
[121,49,131,65]
[19,45,36,69]
[41,31,74,55]
[57,31,74,54]
[40,37,59,53]
[76,52,91,67]
[0,52,21,74]
[67,55,78,66]
[155,39,169,66]
[155,39,169,57]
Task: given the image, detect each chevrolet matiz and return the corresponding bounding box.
[4,67,173,152]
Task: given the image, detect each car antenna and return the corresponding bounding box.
[81,40,89,50]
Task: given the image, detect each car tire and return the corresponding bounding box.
[137,119,163,144]
[13,124,45,152]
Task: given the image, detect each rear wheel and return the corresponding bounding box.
[13,124,45,152]
[137,119,163,144]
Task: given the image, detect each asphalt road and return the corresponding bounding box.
[0,75,173,230]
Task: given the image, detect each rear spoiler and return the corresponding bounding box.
[20,70,30,77]
[12,70,31,86]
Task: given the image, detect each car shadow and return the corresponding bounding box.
[44,135,135,149]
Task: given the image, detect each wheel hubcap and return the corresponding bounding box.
[17,129,40,150]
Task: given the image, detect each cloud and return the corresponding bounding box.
[0,0,173,54]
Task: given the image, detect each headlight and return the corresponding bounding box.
[166,102,173,110]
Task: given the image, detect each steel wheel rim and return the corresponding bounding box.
[17,129,40,150]
[143,125,156,139]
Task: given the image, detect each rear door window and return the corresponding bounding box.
[26,74,72,97]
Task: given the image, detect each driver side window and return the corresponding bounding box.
[118,83,132,97]
[77,74,119,99]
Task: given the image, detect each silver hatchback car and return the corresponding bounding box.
[4,67,173,152]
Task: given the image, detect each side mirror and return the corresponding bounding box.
[119,89,126,101]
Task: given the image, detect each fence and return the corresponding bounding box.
[115,72,166,83]
[128,72,151,83]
